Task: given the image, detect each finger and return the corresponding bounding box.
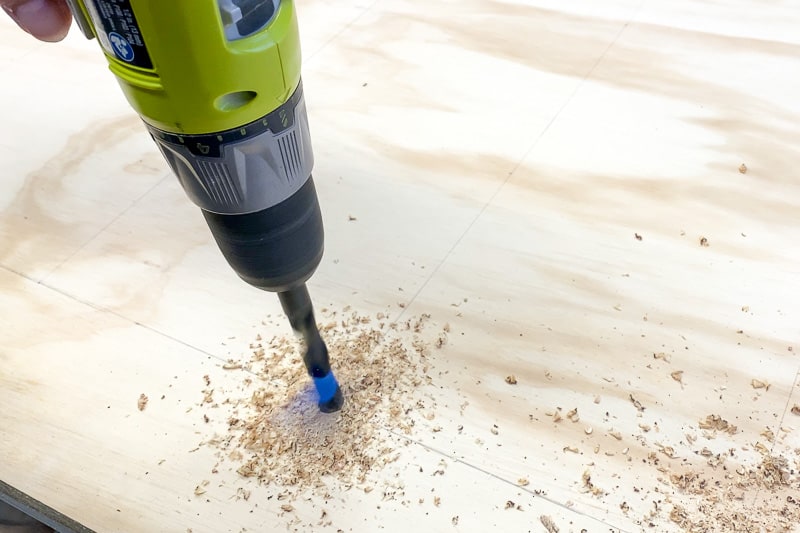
[2,0,72,42]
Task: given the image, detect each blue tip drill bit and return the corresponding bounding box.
[278,284,344,413]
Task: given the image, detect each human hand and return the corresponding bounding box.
[2,0,72,42]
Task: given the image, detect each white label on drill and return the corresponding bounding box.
[84,0,153,69]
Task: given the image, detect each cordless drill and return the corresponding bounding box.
[64,0,343,413]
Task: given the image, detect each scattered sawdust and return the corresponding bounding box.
[190,305,800,532]
[137,393,148,411]
[750,379,770,391]
[665,450,800,532]
[200,308,448,499]
[634,233,643,241]
[699,237,709,247]
[738,163,747,174]
[505,375,517,385]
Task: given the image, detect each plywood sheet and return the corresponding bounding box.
[1,1,799,532]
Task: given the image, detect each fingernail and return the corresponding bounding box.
[8,0,71,42]
[2,5,31,34]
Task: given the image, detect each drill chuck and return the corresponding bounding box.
[202,175,324,292]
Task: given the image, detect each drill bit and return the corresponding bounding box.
[278,284,343,413]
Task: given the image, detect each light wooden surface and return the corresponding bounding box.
[2,1,800,532]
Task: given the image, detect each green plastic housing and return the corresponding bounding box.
[74,0,302,134]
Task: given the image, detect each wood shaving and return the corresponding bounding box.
[750,379,770,391]
[451,516,458,526]
[738,163,747,174]
[657,444,676,458]
[193,480,209,496]
[566,408,579,423]
[504,375,517,385]
[699,237,709,247]
[539,515,559,533]
[137,394,148,411]
[791,405,800,416]
[629,394,645,412]
[200,309,448,500]
[581,469,604,496]
[504,500,515,510]
[517,478,529,486]
[671,370,684,383]
[698,414,737,434]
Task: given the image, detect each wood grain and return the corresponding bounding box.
[1,1,799,532]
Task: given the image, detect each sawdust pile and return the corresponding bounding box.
[627,412,800,533]
[201,308,445,496]
[664,449,800,532]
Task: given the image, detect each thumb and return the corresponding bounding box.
[2,0,72,42]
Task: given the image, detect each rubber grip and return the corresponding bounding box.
[201,176,324,292]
